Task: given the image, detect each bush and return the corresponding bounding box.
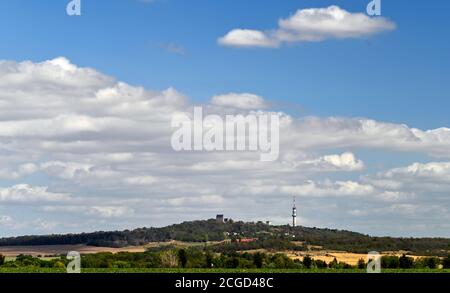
[53,261,66,269]
[357,258,366,269]
[177,249,187,268]
[159,250,179,268]
[381,256,399,269]
[253,252,265,268]
[112,261,131,268]
[425,257,439,269]
[314,259,328,269]
[302,256,312,269]
[399,254,414,269]
[442,255,450,269]
[414,257,440,269]
[328,258,338,269]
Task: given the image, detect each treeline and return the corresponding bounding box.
[0,220,271,247]
[210,238,308,253]
[379,254,446,269]
[1,249,450,270]
[0,220,230,247]
[1,220,450,256]
[295,226,450,256]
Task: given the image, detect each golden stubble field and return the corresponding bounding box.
[0,240,220,258]
[0,244,147,257]
[287,251,427,265]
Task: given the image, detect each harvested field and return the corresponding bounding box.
[287,251,429,266]
[0,240,224,257]
[0,244,146,257]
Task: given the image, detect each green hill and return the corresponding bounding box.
[1,219,449,256]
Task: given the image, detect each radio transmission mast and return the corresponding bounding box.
[292,197,297,227]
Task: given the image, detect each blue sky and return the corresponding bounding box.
[0,0,450,237]
[1,0,449,128]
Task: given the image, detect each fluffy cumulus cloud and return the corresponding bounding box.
[382,162,450,181]
[363,162,450,194]
[219,6,396,48]
[218,29,279,48]
[295,152,365,171]
[0,57,450,237]
[281,117,450,157]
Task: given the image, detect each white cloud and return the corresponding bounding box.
[277,5,396,41]
[347,209,368,217]
[376,191,411,202]
[295,152,365,171]
[124,175,159,185]
[32,218,58,231]
[0,184,69,203]
[0,163,38,180]
[40,161,119,181]
[363,162,450,195]
[187,152,364,173]
[0,57,449,236]
[0,215,15,226]
[165,194,225,207]
[88,206,134,218]
[42,205,134,219]
[321,152,365,170]
[280,180,375,197]
[211,93,268,110]
[218,29,279,48]
[281,117,450,157]
[219,6,395,48]
[382,162,450,181]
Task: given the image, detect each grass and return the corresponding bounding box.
[0,268,449,273]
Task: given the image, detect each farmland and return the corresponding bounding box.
[2,220,450,257]
[0,267,449,273]
[0,245,449,274]
[1,220,449,274]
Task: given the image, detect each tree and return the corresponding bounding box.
[178,249,188,268]
[0,254,4,266]
[314,259,328,269]
[357,258,366,269]
[399,254,414,269]
[223,256,240,268]
[271,254,288,269]
[381,256,399,269]
[425,257,438,269]
[231,256,240,268]
[329,257,338,269]
[303,255,312,269]
[160,250,178,268]
[442,255,450,269]
[253,252,264,268]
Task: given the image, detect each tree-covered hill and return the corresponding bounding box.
[1,219,449,256]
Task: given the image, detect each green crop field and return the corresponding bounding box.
[0,268,449,273]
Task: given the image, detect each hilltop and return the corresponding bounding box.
[1,220,449,256]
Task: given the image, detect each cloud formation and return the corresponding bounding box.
[0,57,449,237]
[219,6,396,48]
[0,185,69,203]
